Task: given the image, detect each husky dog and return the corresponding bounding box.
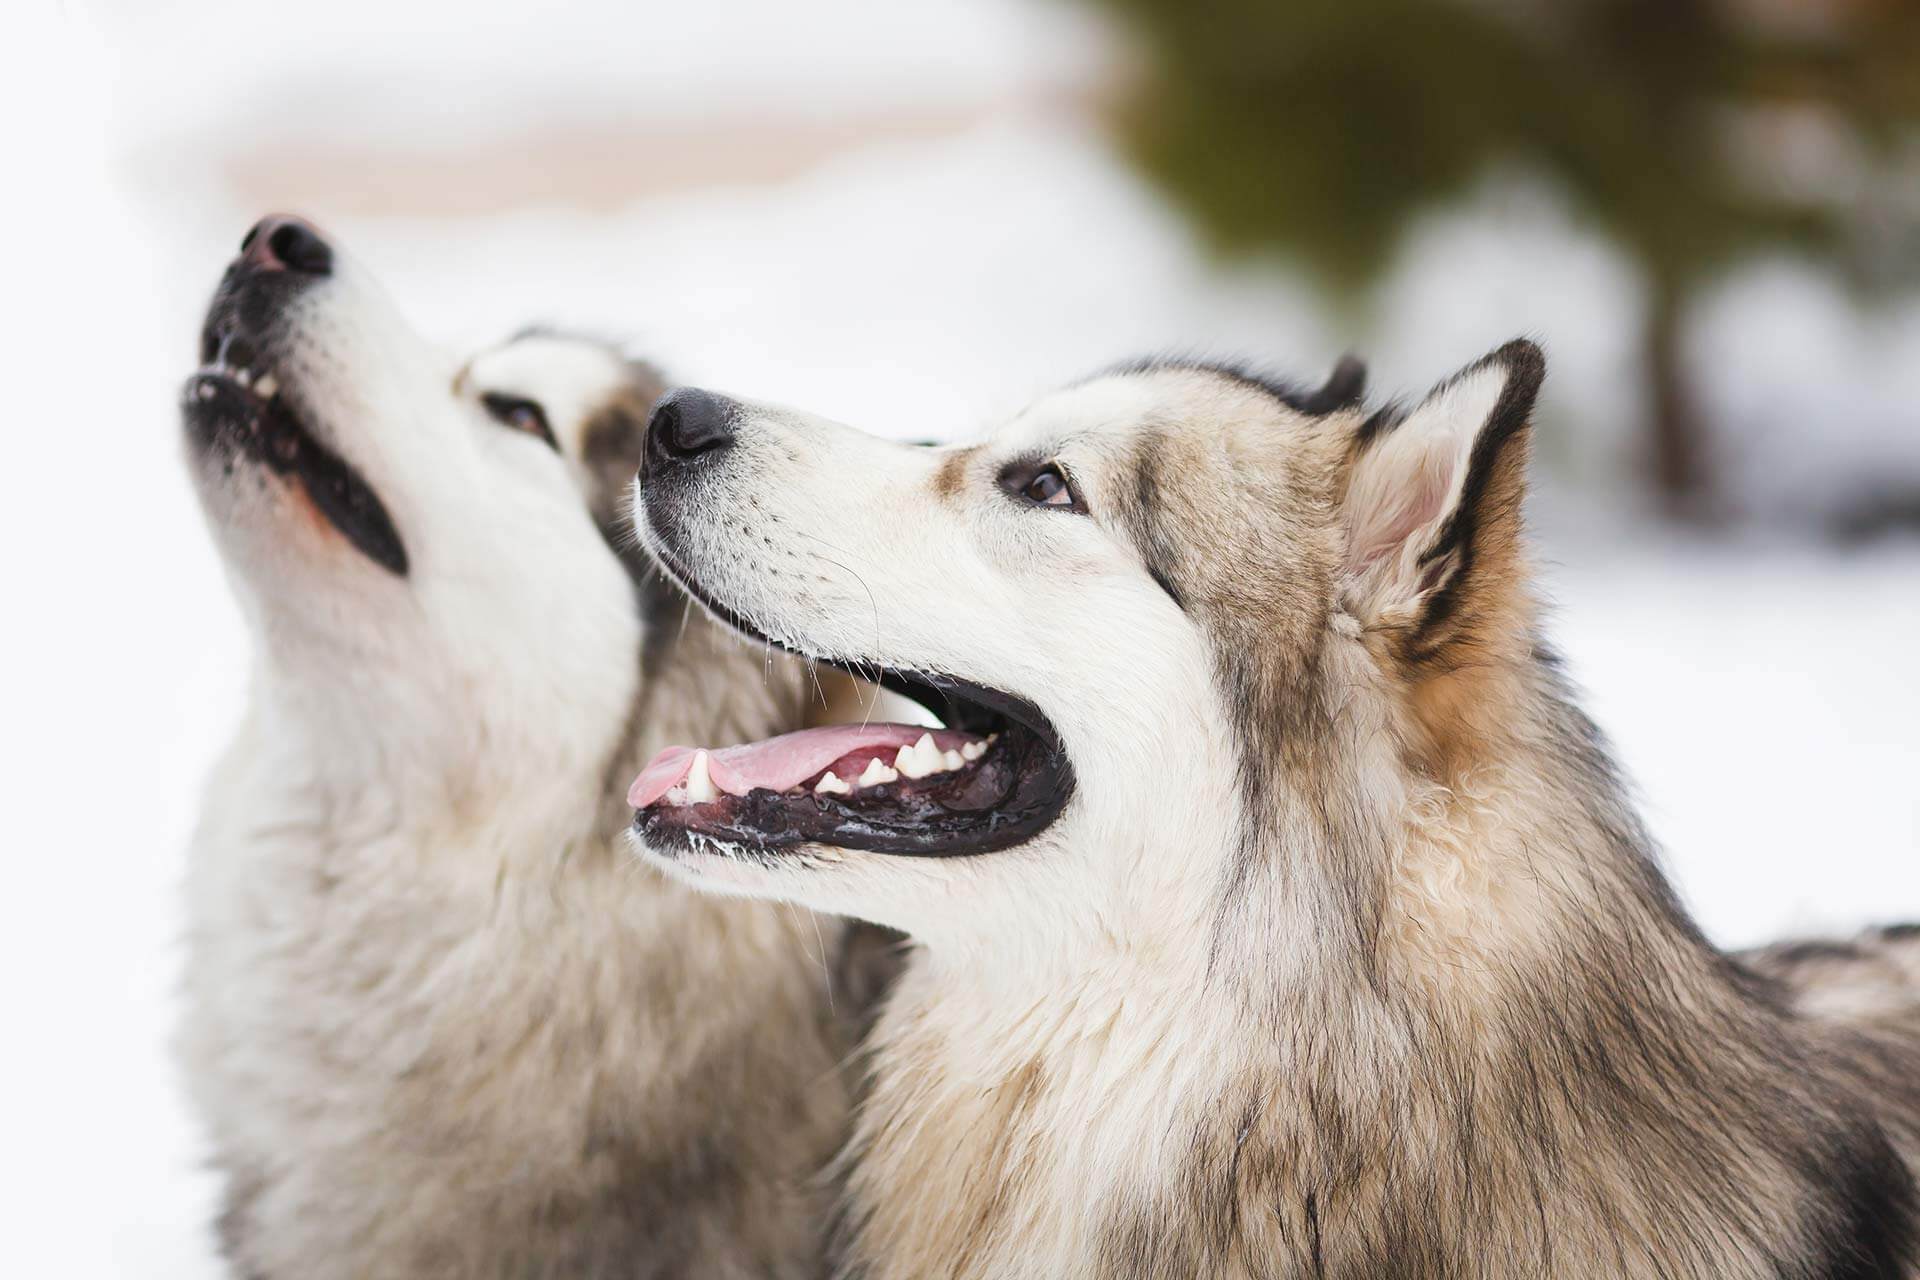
[629,348,1920,1279]
[177,217,857,1279]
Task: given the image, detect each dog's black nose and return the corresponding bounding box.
[240,215,333,276]
[647,389,736,465]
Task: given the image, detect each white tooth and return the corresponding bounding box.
[234,368,251,387]
[254,372,278,397]
[196,383,215,401]
[856,758,899,788]
[683,749,718,804]
[942,749,964,771]
[814,771,850,796]
[895,732,943,779]
[961,740,987,761]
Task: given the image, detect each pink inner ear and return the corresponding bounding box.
[1348,449,1454,573]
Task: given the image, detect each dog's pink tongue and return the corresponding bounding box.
[628,724,965,808]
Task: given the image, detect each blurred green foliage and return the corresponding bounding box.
[1101,0,1920,289]
[1093,0,1920,510]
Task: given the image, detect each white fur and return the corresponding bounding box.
[635,386,1242,958]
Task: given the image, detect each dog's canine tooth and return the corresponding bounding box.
[815,770,851,796]
[856,757,899,788]
[683,749,718,803]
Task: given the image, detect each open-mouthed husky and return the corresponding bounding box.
[630,346,1920,1279]
[177,217,863,1278]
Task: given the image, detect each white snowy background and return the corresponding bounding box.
[4,1,1916,1274]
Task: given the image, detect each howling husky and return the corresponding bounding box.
[630,347,1920,1278]
[177,217,858,1278]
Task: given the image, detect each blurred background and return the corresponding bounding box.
[6,0,1918,1273]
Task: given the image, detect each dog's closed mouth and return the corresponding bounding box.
[184,320,409,577]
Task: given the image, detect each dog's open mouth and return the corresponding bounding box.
[631,556,1074,859]
[183,307,408,577]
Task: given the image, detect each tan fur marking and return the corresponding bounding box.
[931,446,977,502]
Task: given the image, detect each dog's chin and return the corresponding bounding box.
[183,271,409,578]
[629,528,1076,864]
[628,829,829,899]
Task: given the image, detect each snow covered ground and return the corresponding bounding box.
[6,3,1917,1276]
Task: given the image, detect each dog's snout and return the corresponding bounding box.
[241,215,333,277]
[647,389,736,469]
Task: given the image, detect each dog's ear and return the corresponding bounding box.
[1339,340,1544,657]
[1300,354,1368,415]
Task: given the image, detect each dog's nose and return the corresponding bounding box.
[240,215,333,276]
[647,389,736,466]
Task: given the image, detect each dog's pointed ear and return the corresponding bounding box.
[1339,340,1544,648]
[1300,354,1367,415]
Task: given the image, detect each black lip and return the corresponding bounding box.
[635,505,1075,859]
[183,263,409,577]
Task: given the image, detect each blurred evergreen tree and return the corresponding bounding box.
[1092,0,1920,519]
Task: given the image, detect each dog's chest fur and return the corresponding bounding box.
[839,875,1918,1280]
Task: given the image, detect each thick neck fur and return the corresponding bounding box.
[837,623,1917,1279]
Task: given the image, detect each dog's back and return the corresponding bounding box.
[1745,923,1920,1162]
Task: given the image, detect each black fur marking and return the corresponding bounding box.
[1146,563,1187,611]
[1408,339,1545,640]
[1303,1191,1324,1277]
[1803,1126,1919,1279]
[1128,442,1189,612]
[1355,398,1411,446]
[1879,922,1920,943]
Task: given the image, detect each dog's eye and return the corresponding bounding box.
[1001,461,1085,514]
[481,393,558,451]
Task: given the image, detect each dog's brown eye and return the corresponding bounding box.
[1026,468,1069,505]
[1001,461,1084,513]
[481,392,558,451]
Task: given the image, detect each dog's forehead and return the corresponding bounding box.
[1004,367,1295,458]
